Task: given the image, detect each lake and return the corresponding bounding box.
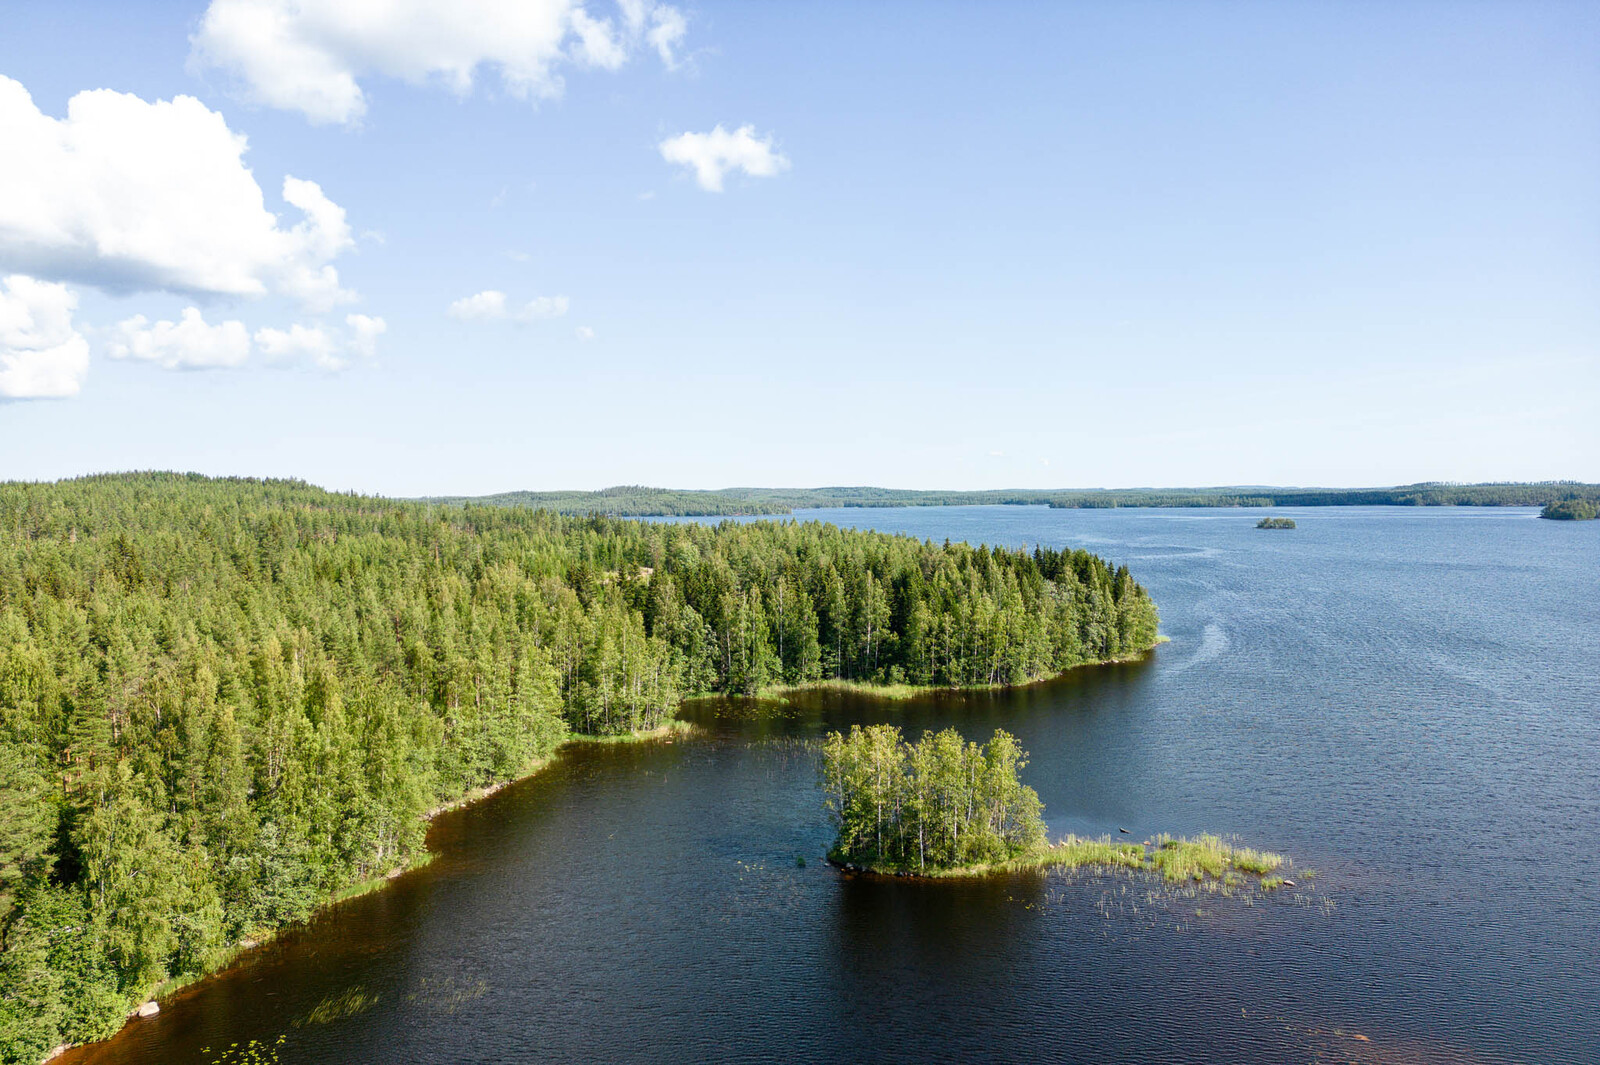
[63,506,1600,1065]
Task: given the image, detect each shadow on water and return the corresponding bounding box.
[682,651,1161,741]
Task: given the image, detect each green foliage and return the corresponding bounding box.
[1540,499,1598,520]
[1255,517,1297,529]
[0,472,1159,1060]
[820,725,1046,872]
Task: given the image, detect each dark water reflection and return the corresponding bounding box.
[66,507,1599,1064]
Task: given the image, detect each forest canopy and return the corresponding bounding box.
[821,725,1046,873]
[0,473,1158,1061]
[1539,500,1597,521]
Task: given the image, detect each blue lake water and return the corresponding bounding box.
[67,506,1600,1065]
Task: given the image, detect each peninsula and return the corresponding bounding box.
[1540,500,1598,520]
[0,473,1160,1061]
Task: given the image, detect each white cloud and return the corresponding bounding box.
[448,290,508,320]
[346,313,387,358]
[0,75,354,310]
[255,322,343,370]
[622,0,687,68]
[0,275,89,399]
[448,290,569,322]
[191,0,689,126]
[254,315,386,370]
[659,125,789,192]
[575,325,595,341]
[518,296,569,320]
[108,308,251,370]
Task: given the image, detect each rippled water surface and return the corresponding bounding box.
[67,507,1600,1065]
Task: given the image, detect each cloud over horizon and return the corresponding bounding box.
[255,314,387,371]
[0,275,90,399]
[108,308,252,371]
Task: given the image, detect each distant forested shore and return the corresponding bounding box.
[1540,500,1597,521]
[0,473,1157,1061]
[425,481,1600,517]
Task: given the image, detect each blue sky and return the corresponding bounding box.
[1,0,1595,495]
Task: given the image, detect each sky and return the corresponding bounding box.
[0,0,1596,496]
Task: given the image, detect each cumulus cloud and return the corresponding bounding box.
[255,323,342,370]
[575,325,595,341]
[659,125,789,192]
[108,308,251,370]
[345,313,387,358]
[448,290,569,322]
[0,275,90,399]
[254,314,385,371]
[191,0,689,126]
[0,75,354,310]
[447,290,508,320]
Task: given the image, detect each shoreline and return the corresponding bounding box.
[52,720,697,1064]
[753,640,1168,703]
[51,659,1159,1063]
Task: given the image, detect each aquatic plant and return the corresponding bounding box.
[293,986,380,1028]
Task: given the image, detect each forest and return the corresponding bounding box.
[1540,500,1597,520]
[437,481,1600,516]
[0,473,1158,1061]
[820,724,1046,873]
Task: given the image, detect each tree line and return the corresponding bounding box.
[820,724,1046,872]
[0,473,1158,1061]
[437,481,1600,516]
[420,485,792,517]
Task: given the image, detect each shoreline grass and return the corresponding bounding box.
[832,832,1294,891]
[561,719,696,745]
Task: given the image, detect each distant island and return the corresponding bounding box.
[1256,517,1297,529]
[820,724,1291,887]
[1541,500,1598,521]
[423,482,1600,518]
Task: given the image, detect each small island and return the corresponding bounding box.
[1540,500,1598,521]
[820,725,1291,888]
[1256,517,1297,529]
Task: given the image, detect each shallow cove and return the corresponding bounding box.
[61,506,1600,1065]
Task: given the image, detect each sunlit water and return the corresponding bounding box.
[66,507,1600,1065]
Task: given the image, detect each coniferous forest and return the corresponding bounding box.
[0,473,1159,1060]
